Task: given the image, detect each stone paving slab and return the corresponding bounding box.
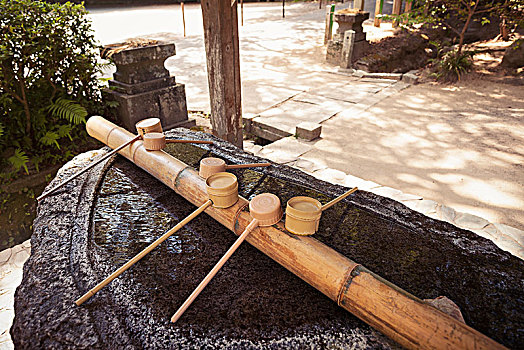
[250,78,402,142]
[0,240,30,350]
[253,100,337,137]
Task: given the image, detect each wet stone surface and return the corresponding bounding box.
[12,129,524,349]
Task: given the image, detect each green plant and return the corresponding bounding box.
[0,0,107,179]
[431,48,476,81]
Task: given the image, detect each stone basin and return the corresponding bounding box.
[12,129,524,349]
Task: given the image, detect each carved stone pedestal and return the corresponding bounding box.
[103,39,195,132]
[326,10,370,68]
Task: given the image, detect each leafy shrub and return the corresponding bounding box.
[0,0,106,179]
[430,46,476,81]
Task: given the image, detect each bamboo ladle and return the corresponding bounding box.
[285,187,358,236]
[142,132,213,151]
[75,200,213,306]
[75,173,241,306]
[199,157,271,179]
[170,193,282,323]
[37,118,163,201]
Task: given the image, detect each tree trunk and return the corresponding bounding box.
[457,0,479,55]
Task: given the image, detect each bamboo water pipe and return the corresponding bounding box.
[75,200,213,306]
[171,193,283,323]
[85,116,505,350]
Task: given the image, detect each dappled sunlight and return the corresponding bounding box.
[430,173,524,208]
[316,81,524,229]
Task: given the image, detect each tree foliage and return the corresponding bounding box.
[0,0,106,178]
[397,0,523,80]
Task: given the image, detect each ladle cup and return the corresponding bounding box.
[170,193,282,323]
[135,118,163,136]
[75,174,241,306]
[142,132,213,151]
[285,187,358,236]
[37,117,161,201]
[199,157,271,179]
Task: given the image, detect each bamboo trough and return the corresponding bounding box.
[85,116,505,350]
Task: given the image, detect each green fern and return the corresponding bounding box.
[48,97,87,124]
[40,131,61,149]
[0,122,4,138]
[8,149,29,174]
[56,124,73,140]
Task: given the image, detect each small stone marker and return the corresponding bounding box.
[296,122,322,141]
[341,30,356,69]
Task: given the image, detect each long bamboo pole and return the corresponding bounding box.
[85,116,506,350]
[171,218,259,323]
[181,2,186,37]
[75,200,213,306]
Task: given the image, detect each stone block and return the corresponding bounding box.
[294,158,327,173]
[454,213,489,231]
[103,39,193,132]
[493,223,524,247]
[296,122,322,141]
[105,83,194,132]
[326,40,343,65]
[340,30,356,69]
[103,41,175,84]
[362,72,403,80]
[334,11,370,34]
[436,205,456,223]
[314,168,347,185]
[402,72,419,84]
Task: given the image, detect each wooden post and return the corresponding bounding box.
[181,2,186,37]
[319,0,322,10]
[201,0,243,149]
[324,5,335,44]
[404,0,412,13]
[241,0,244,26]
[392,0,402,27]
[374,0,382,27]
[403,0,412,24]
[354,0,365,11]
[282,0,285,18]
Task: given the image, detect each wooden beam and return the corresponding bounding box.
[392,0,402,27]
[201,0,243,149]
[374,0,382,27]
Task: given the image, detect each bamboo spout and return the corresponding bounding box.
[85,116,506,350]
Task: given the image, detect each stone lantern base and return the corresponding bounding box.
[103,38,195,132]
[326,10,370,68]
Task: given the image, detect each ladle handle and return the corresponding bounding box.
[321,187,358,211]
[75,200,213,306]
[170,218,260,323]
[166,139,213,145]
[225,162,271,169]
[37,135,142,202]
